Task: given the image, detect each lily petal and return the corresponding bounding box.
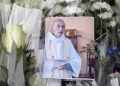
[2,32,13,53]
[6,24,26,49]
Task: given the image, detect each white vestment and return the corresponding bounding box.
[43,31,82,79]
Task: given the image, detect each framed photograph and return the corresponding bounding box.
[43,17,95,80]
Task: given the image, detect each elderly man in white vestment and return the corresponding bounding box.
[43,19,82,79]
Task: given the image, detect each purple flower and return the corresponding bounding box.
[112,46,117,50]
[107,46,120,57]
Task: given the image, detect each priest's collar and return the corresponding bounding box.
[47,31,65,42]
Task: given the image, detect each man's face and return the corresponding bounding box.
[51,20,65,38]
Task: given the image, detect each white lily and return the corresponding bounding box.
[2,32,13,53]
[5,24,26,49]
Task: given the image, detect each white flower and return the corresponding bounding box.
[102,2,111,11]
[2,24,26,53]
[98,12,113,19]
[62,5,76,15]
[91,1,111,12]
[108,20,117,28]
[5,24,26,49]
[91,2,101,11]
[62,5,84,15]
[2,32,13,53]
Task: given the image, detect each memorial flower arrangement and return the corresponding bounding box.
[41,0,120,86]
[0,0,120,86]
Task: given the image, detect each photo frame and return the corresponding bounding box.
[43,17,95,80]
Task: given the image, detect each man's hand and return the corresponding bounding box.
[56,64,66,70]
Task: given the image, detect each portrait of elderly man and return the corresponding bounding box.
[43,19,82,79]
